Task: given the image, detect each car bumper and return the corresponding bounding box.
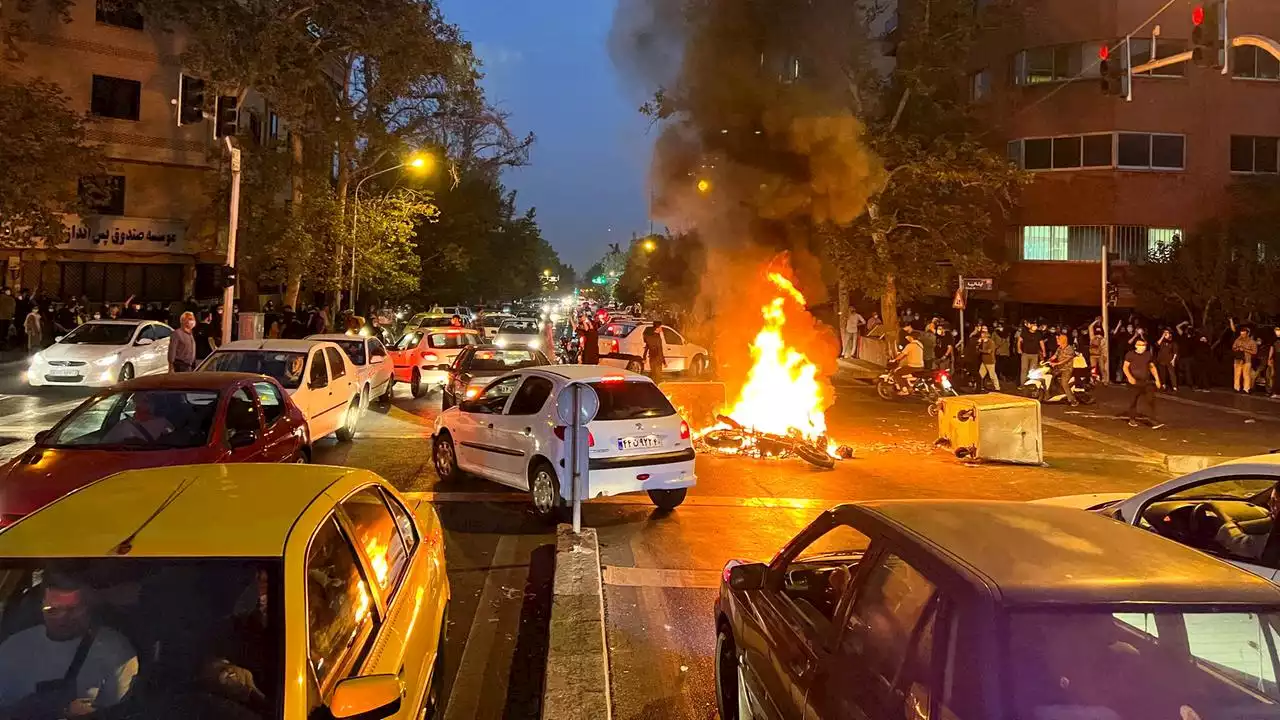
[563,456,697,501]
[393,367,448,386]
[26,366,118,387]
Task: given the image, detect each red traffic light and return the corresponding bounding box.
[1098,45,1110,60]
[1192,5,1205,26]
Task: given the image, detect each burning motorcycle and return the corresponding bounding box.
[1021,357,1097,404]
[876,361,959,415]
[699,415,850,470]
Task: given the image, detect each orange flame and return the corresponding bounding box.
[720,271,828,440]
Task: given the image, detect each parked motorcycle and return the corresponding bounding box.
[1022,357,1097,404]
[876,362,959,416]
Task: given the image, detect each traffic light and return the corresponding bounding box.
[1099,45,1125,96]
[219,264,237,289]
[178,74,205,126]
[214,96,239,139]
[1192,1,1224,69]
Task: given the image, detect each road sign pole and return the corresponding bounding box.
[958,275,965,342]
[1101,229,1112,384]
[571,383,582,534]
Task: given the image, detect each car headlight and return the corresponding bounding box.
[94,353,120,367]
[528,339,540,349]
[29,352,44,365]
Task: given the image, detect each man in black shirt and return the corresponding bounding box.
[1123,338,1164,429]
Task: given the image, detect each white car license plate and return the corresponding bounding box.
[618,435,662,451]
[50,368,79,377]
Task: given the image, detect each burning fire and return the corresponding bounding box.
[720,272,829,440]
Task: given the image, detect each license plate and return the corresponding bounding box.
[50,368,79,377]
[618,435,662,451]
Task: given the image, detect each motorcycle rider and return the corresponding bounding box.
[891,331,927,394]
[1048,332,1079,406]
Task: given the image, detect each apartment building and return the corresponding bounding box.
[971,0,1280,309]
[1,0,273,303]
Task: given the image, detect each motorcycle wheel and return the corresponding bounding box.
[927,401,941,418]
[794,443,836,470]
[876,379,897,401]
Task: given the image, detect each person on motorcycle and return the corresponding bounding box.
[1048,332,1079,406]
[891,332,927,394]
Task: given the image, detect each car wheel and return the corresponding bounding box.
[118,363,135,383]
[716,626,741,720]
[421,606,448,719]
[294,447,310,464]
[433,432,461,481]
[690,355,707,378]
[361,385,370,414]
[381,377,395,403]
[647,488,687,510]
[625,359,644,373]
[336,399,359,442]
[529,460,564,521]
[412,369,425,398]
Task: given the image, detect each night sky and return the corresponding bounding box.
[438,0,654,272]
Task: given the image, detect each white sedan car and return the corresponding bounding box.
[431,365,696,518]
[307,333,395,408]
[1037,453,1280,582]
[493,318,544,351]
[199,339,363,442]
[27,320,172,387]
[598,321,710,377]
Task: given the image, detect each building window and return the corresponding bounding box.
[78,175,126,216]
[1014,42,1104,85]
[1008,133,1114,171]
[91,75,141,120]
[1022,226,1068,260]
[969,70,991,101]
[1146,228,1182,255]
[268,112,280,140]
[1116,132,1184,170]
[1128,38,1188,77]
[1017,225,1182,263]
[95,0,143,29]
[1230,135,1280,173]
[1232,46,1280,80]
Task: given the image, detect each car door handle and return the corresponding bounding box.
[522,427,532,436]
[487,423,494,429]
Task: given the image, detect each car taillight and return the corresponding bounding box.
[679,420,690,440]
[424,352,439,362]
[553,426,594,447]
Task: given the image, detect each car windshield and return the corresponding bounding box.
[468,349,542,372]
[59,323,137,346]
[600,323,637,338]
[498,320,539,334]
[587,380,676,420]
[332,340,367,366]
[45,390,220,449]
[395,332,421,351]
[201,351,308,389]
[1165,478,1277,502]
[0,558,282,720]
[1011,608,1280,719]
[428,333,471,349]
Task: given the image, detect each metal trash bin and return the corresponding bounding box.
[937,393,1043,465]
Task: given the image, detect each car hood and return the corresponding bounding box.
[39,343,127,362]
[0,446,216,522]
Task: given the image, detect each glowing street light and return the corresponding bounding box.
[696,178,711,193]
[642,239,657,252]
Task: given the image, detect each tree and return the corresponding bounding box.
[351,189,438,306]
[0,76,105,247]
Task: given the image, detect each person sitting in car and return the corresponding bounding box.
[0,573,138,718]
[1210,485,1280,561]
[103,394,175,445]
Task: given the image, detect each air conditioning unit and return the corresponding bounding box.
[936,393,1043,465]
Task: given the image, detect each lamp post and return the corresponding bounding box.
[349,153,430,311]
[222,137,241,346]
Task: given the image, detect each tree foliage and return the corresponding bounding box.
[0,76,105,247]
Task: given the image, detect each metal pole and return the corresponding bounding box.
[222,139,241,346]
[1125,35,1134,102]
[571,383,582,534]
[1101,228,1112,384]
[350,190,360,314]
[1221,0,1230,75]
[958,275,965,342]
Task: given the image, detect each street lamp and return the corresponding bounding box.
[696,178,711,193]
[642,239,657,252]
[349,152,433,310]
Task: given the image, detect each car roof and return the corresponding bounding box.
[850,500,1280,606]
[217,339,327,352]
[415,326,480,333]
[0,465,379,558]
[114,372,268,391]
[536,365,649,383]
[80,320,150,326]
[307,334,366,343]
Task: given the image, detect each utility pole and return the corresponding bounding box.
[222,137,241,346]
[1101,229,1112,384]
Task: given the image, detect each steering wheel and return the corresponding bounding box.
[1189,502,1224,540]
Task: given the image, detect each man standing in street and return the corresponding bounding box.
[643,322,666,383]
[841,308,864,359]
[977,327,999,391]
[168,311,197,373]
[1018,320,1044,384]
[1123,338,1164,429]
[1156,328,1179,392]
[579,315,599,365]
[1269,326,1280,399]
[23,305,42,355]
[1233,325,1259,394]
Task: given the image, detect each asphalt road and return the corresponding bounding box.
[1,360,1279,718]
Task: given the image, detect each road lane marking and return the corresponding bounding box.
[602,566,721,589]
[443,535,523,720]
[1041,417,1164,463]
[404,490,832,509]
[1157,393,1280,423]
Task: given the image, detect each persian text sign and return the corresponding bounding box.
[58,215,189,254]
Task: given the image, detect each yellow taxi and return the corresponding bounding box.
[0,464,449,720]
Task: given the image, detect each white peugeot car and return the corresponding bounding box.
[27,320,173,387]
[307,333,395,408]
[1037,453,1280,582]
[431,365,696,517]
[597,321,710,377]
[199,339,363,442]
[493,318,544,350]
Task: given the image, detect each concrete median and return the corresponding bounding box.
[541,524,611,720]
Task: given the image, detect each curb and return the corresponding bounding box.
[541,524,611,720]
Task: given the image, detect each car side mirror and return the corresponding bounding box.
[135,338,154,346]
[328,674,402,720]
[437,364,452,371]
[228,430,258,449]
[33,430,49,445]
[728,563,768,591]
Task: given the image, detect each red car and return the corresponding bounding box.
[0,372,310,527]
[389,326,483,398]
